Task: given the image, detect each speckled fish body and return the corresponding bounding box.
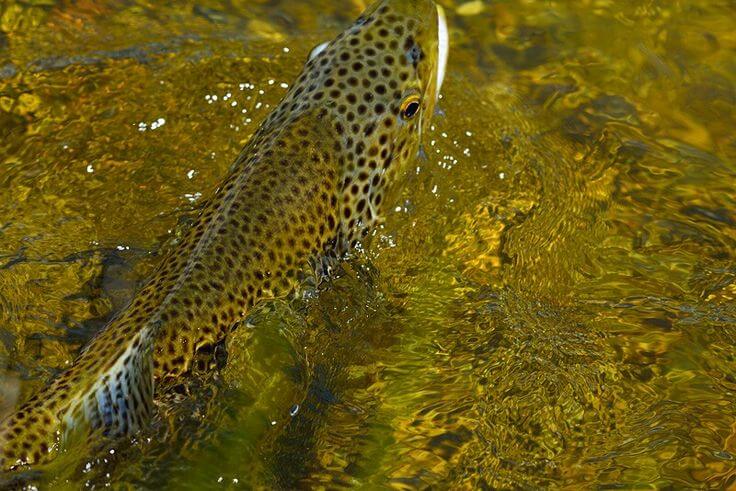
[0,0,448,470]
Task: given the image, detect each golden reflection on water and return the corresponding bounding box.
[1,0,735,488]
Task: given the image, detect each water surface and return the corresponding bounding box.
[1,0,735,488]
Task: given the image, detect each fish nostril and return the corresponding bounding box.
[406,44,422,67]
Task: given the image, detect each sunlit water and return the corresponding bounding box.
[1,0,735,488]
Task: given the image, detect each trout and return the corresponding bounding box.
[0,0,448,469]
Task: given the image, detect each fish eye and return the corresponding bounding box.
[400,95,421,120]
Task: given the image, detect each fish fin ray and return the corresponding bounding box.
[64,330,156,439]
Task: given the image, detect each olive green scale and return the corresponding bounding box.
[0,0,444,470]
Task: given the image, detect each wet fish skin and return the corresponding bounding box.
[0,0,447,470]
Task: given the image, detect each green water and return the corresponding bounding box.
[1,0,735,488]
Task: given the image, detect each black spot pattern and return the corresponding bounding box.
[0,0,443,470]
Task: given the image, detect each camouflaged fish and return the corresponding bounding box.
[0,0,448,469]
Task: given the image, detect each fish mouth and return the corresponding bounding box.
[435,3,449,98]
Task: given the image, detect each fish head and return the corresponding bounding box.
[260,0,449,249]
[309,0,449,164]
[298,0,449,236]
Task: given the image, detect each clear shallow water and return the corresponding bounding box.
[1,0,735,488]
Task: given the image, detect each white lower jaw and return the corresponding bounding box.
[436,4,449,97]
